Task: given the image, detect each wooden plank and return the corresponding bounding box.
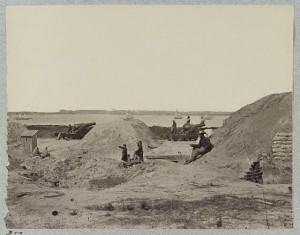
[255,199,274,205]
[145,155,189,159]
[245,172,263,176]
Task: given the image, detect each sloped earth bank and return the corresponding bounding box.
[195,92,292,184]
[7,122,28,145]
[6,93,293,228]
[7,122,29,171]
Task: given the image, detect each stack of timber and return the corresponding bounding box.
[242,161,263,184]
[272,132,292,162]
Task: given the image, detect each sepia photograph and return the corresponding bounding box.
[3,4,295,230]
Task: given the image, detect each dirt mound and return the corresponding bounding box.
[22,120,157,187]
[201,92,292,183]
[7,155,24,170]
[78,119,155,159]
[7,121,28,145]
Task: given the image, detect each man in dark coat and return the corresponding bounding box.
[133,141,144,162]
[200,116,205,126]
[119,144,128,162]
[170,120,177,134]
[33,147,42,156]
[186,116,191,124]
[184,130,213,164]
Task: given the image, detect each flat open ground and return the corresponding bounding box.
[6,138,293,229]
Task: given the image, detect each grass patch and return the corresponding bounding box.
[85,203,114,211]
[101,194,292,229]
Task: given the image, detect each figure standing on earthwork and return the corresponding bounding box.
[171,120,177,134]
[200,116,205,126]
[186,116,191,124]
[133,141,144,162]
[119,144,128,162]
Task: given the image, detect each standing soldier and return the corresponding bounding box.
[133,141,144,162]
[186,116,191,124]
[200,116,205,126]
[171,120,177,134]
[119,144,128,162]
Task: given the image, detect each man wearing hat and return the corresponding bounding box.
[184,129,213,164]
[186,116,191,124]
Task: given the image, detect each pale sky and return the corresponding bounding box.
[6,5,293,112]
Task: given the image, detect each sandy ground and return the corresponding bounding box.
[6,138,293,229]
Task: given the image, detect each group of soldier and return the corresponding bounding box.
[32,146,50,158]
[119,115,213,165]
[119,141,144,164]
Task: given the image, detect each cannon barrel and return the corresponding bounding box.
[201,127,218,130]
[75,122,96,127]
[185,123,205,135]
[74,122,96,133]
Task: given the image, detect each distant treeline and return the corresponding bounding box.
[9,109,232,116]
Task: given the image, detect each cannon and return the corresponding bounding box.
[73,122,96,133]
[169,124,218,141]
[182,123,205,135]
[55,122,96,140]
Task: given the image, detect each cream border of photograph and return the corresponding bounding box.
[0,0,299,235]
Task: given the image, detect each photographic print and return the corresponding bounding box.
[4,4,294,229]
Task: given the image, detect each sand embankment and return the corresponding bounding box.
[199,92,292,183]
[21,119,158,187]
[7,122,28,145]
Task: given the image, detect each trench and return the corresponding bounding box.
[88,177,128,190]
